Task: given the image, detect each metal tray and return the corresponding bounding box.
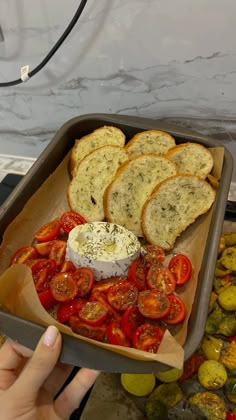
[0,114,234,372]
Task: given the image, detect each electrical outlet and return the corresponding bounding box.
[0,25,4,42]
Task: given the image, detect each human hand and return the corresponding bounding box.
[0,325,100,420]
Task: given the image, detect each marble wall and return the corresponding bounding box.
[0,0,236,173]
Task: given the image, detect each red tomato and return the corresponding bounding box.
[106,322,131,347]
[138,289,170,319]
[147,266,176,295]
[72,267,94,297]
[60,260,76,273]
[50,272,79,302]
[34,220,61,243]
[107,281,138,311]
[60,211,87,233]
[10,246,38,266]
[142,245,165,267]
[121,306,145,340]
[227,413,236,420]
[34,241,54,256]
[31,259,57,292]
[79,301,109,326]
[227,335,236,342]
[168,254,192,285]
[179,353,206,382]
[127,258,147,291]
[162,294,186,325]
[38,289,58,310]
[68,315,106,341]
[133,323,164,353]
[49,240,66,267]
[89,290,121,322]
[92,276,125,293]
[57,298,87,323]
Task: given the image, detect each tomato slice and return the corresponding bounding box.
[127,258,147,291]
[34,241,55,256]
[10,246,38,266]
[162,294,186,325]
[121,306,145,340]
[79,301,109,326]
[168,253,192,285]
[50,272,79,302]
[34,220,61,243]
[107,281,138,311]
[89,290,121,322]
[179,353,206,382]
[72,267,94,297]
[106,322,131,347]
[38,289,58,310]
[49,240,66,267]
[227,412,236,420]
[60,260,76,273]
[147,266,176,295]
[138,289,171,319]
[31,259,57,292]
[133,323,164,353]
[92,276,124,293]
[60,211,87,233]
[57,298,87,323]
[142,245,165,267]
[68,315,106,341]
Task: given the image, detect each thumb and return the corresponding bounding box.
[13,325,61,397]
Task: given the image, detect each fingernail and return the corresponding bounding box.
[43,325,59,347]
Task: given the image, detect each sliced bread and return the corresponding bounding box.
[125,130,176,158]
[70,126,126,175]
[67,145,128,221]
[142,175,216,250]
[166,142,214,179]
[104,154,177,237]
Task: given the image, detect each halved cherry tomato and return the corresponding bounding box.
[10,246,38,266]
[60,260,76,273]
[34,220,61,243]
[31,259,57,292]
[227,412,236,420]
[50,272,78,302]
[92,276,124,293]
[34,241,54,256]
[127,258,147,291]
[79,301,109,326]
[68,315,106,341]
[72,267,94,297]
[121,306,145,340]
[106,322,131,347]
[162,294,186,325]
[60,211,87,233]
[89,290,121,322]
[142,245,165,267]
[57,298,87,323]
[107,281,138,311]
[147,266,176,295]
[132,323,164,353]
[38,289,58,310]
[227,335,236,342]
[179,353,206,382]
[138,289,170,319]
[168,254,192,285]
[49,240,66,267]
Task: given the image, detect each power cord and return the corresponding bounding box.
[0,0,87,87]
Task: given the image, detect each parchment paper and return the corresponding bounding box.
[0,147,225,369]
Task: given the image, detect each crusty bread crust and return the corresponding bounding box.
[67,145,128,221]
[125,130,176,158]
[70,126,126,176]
[166,142,214,179]
[104,154,177,237]
[141,175,216,250]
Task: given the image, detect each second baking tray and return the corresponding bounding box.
[0,114,234,372]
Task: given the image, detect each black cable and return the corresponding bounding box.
[0,0,87,87]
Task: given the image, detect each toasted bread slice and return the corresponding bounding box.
[70,126,126,175]
[166,142,214,179]
[142,175,216,250]
[104,155,177,237]
[68,145,128,221]
[125,130,176,158]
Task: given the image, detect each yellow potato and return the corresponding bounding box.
[220,247,236,271]
[121,373,156,397]
[198,360,227,390]
[218,285,236,311]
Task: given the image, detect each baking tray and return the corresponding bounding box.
[0,114,234,373]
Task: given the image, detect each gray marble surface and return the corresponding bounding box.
[0,0,235,182]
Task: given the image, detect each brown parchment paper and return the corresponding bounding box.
[0,147,225,369]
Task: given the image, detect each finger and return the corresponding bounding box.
[54,368,100,419]
[43,363,74,397]
[13,325,61,398]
